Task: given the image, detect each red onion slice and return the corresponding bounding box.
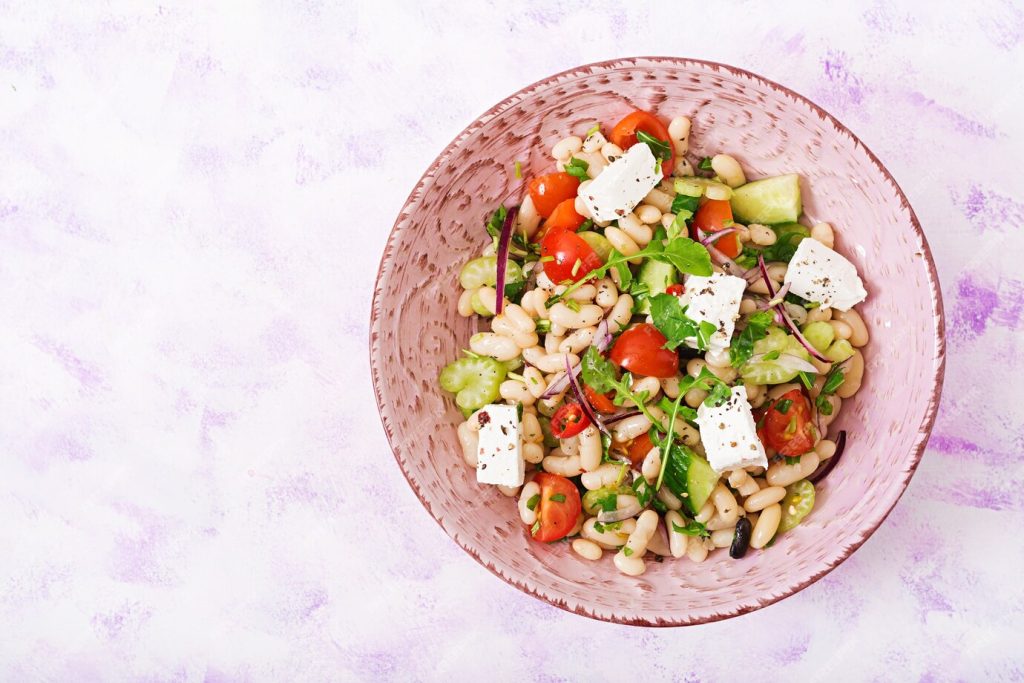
[746,353,819,374]
[493,205,520,316]
[807,430,847,484]
[539,364,580,399]
[700,227,738,247]
[757,254,829,362]
[565,354,609,436]
[593,318,613,352]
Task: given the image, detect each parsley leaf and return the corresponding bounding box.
[784,456,801,466]
[623,546,634,557]
[815,363,846,414]
[549,493,566,503]
[526,494,540,511]
[698,156,713,171]
[485,205,507,238]
[564,156,589,180]
[632,477,654,507]
[672,520,711,538]
[775,398,793,414]
[729,311,774,368]
[636,130,673,163]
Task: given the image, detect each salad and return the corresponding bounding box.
[440,109,869,576]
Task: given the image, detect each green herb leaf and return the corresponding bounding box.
[622,546,634,557]
[671,193,700,216]
[822,364,846,395]
[816,399,834,416]
[698,157,713,172]
[535,319,551,334]
[705,380,732,407]
[579,218,593,232]
[797,370,815,390]
[485,205,508,238]
[696,321,718,352]
[580,346,617,394]
[531,519,541,535]
[649,293,701,351]
[784,456,801,466]
[549,493,566,503]
[526,494,540,511]
[672,520,711,538]
[514,161,523,179]
[775,398,793,414]
[585,123,600,138]
[650,237,713,277]
[632,477,653,507]
[636,130,673,163]
[564,156,589,180]
[729,311,774,368]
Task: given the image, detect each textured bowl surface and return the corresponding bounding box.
[370,57,945,626]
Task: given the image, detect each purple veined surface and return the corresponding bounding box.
[369,57,945,626]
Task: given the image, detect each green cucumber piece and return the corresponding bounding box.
[578,231,613,262]
[634,259,678,315]
[824,339,855,362]
[730,174,802,225]
[438,357,506,412]
[801,322,835,354]
[662,445,718,515]
[778,479,815,533]
[458,256,524,290]
[582,485,631,516]
[740,327,812,384]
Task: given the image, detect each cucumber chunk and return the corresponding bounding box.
[438,357,506,412]
[578,231,614,262]
[634,259,678,314]
[778,479,815,533]
[730,174,802,225]
[662,445,718,515]
[458,256,524,290]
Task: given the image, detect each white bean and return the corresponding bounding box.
[581,463,625,490]
[606,294,633,333]
[743,486,786,512]
[686,537,709,563]
[750,504,781,549]
[611,414,651,442]
[810,222,835,249]
[673,158,695,177]
[500,380,535,405]
[833,308,869,347]
[642,188,674,213]
[552,136,583,160]
[695,499,715,524]
[522,442,544,464]
[457,421,479,467]
[582,130,607,153]
[660,375,681,399]
[766,452,820,487]
[581,517,635,549]
[711,528,735,548]
[815,439,837,461]
[518,481,541,524]
[559,435,579,456]
[664,510,689,558]
[748,224,777,246]
[542,453,582,477]
[711,484,739,524]
[566,284,597,302]
[710,153,746,188]
[470,332,519,361]
[595,277,618,308]
[668,116,691,156]
[605,227,641,261]
[516,195,542,240]
[549,303,604,329]
[457,288,476,317]
[558,326,596,354]
[656,485,683,511]
[522,366,548,399]
[571,538,603,561]
[835,350,864,398]
[636,204,662,224]
[577,425,603,473]
[600,142,623,162]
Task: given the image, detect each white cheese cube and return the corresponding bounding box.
[783,237,867,311]
[695,386,768,473]
[579,143,661,222]
[475,404,524,487]
[678,272,746,351]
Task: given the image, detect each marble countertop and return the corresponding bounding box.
[1,1,1022,680]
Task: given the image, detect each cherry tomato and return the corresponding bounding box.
[692,199,741,258]
[665,283,685,297]
[542,198,587,236]
[609,110,674,177]
[528,172,581,218]
[627,432,656,468]
[609,323,680,378]
[584,385,617,414]
[761,389,816,456]
[550,402,590,438]
[531,473,582,542]
[541,228,603,284]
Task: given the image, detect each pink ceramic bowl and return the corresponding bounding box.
[370,57,945,625]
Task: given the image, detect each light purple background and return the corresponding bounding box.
[1,2,1022,681]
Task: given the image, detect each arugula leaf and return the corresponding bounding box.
[564,156,589,180]
[705,380,732,407]
[672,520,711,538]
[653,237,713,277]
[729,311,774,368]
[677,366,733,408]
[671,193,700,216]
[485,205,508,238]
[696,321,717,351]
[632,477,653,507]
[698,157,713,171]
[580,346,618,394]
[636,130,672,163]
[649,294,700,350]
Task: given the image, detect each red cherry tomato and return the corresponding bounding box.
[692,199,741,258]
[542,198,587,236]
[584,385,617,414]
[541,229,603,284]
[609,110,675,177]
[550,402,591,439]
[627,432,656,468]
[528,173,581,218]
[530,473,582,542]
[609,323,680,378]
[761,389,816,456]
[665,283,685,297]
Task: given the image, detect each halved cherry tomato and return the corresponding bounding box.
[627,432,656,468]
[665,283,685,297]
[542,198,587,235]
[550,402,590,439]
[692,199,741,258]
[609,323,679,378]
[761,389,816,456]
[531,473,582,542]
[609,110,674,177]
[528,172,581,218]
[584,385,617,414]
[541,229,603,284]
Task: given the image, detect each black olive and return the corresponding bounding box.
[730,517,752,559]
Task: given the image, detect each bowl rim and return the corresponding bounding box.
[369,56,947,626]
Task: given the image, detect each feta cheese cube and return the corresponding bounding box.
[579,143,661,222]
[475,404,524,487]
[783,237,867,311]
[695,386,768,473]
[678,272,747,351]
